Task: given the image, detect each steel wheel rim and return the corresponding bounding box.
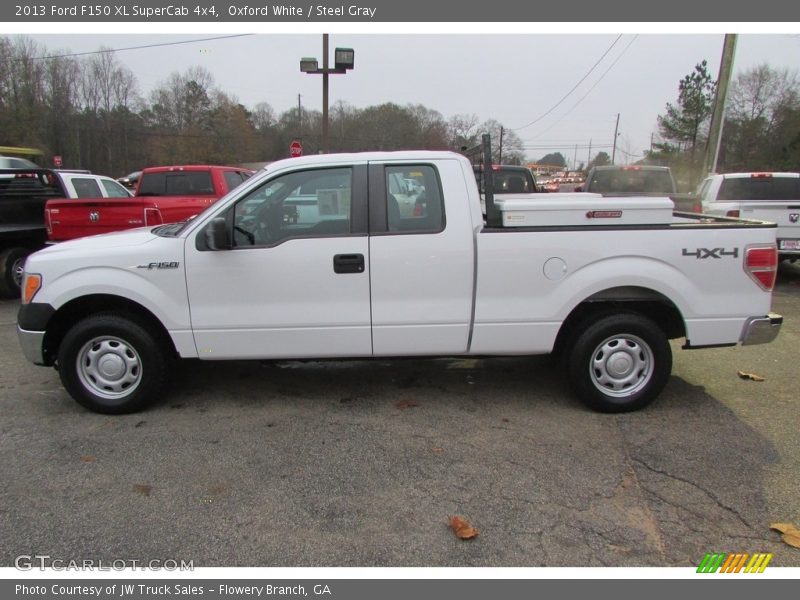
[76,336,143,400]
[12,256,25,288]
[589,333,654,398]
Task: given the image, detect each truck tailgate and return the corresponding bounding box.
[738,202,800,252]
[46,198,149,241]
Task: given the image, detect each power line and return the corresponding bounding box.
[510,35,623,132]
[29,34,254,61]
[525,35,639,142]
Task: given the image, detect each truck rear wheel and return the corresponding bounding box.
[0,247,30,299]
[57,313,171,414]
[566,312,671,413]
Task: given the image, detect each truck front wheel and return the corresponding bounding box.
[58,313,171,414]
[566,313,671,413]
[0,247,30,299]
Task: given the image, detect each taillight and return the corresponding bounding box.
[751,173,773,179]
[44,208,52,234]
[744,245,778,291]
[144,207,163,225]
[726,210,740,218]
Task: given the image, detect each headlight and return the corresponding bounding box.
[22,273,41,304]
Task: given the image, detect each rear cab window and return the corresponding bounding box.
[70,177,103,198]
[717,176,800,201]
[139,171,215,196]
[588,169,674,194]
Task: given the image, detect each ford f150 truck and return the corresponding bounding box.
[694,172,800,261]
[0,169,131,298]
[45,165,253,242]
[17,138,782,415]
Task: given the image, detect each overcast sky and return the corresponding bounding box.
[6,31,800,166]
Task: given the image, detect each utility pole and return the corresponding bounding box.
[573,144,578,170]
[322,34,329,153]
[498,127,504,164]
[297,93,302,135]
[611,113,620,165]
[587,138,592,169]
[703,34,738,177]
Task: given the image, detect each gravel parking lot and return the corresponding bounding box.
[1,263,799,568]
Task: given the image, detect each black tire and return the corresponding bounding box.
[0,247,30,299]
[565,312,672,413]
[57,313,172,414]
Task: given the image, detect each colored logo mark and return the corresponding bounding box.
[696,552,773,573]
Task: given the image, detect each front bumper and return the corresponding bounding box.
[740,313,783,346]
[18,326,47,365]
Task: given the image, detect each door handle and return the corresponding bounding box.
[333,253,365,274]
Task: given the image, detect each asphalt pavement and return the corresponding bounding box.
[1,263,798,568]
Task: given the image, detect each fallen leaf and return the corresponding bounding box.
[770,522,800,548]
[395,400,419,410]
[80,455,95,463]
[449,515,479,540]
[431,447,444,454]
[737,370,765,382]
[133,484,152,497]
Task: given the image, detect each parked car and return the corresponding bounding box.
[0,169,129,297]
[46,165,253,242]
[117,170,141,189]
[695,172,800,261]
[577,165,700,212]
[0,156,40,169]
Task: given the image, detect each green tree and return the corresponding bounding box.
[481,119,524,164]
[587,151,611,170]
[719,64,800,171]
[652,60,716,187]
[538,152,566,167]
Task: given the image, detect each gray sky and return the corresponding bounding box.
[8,32,800,166]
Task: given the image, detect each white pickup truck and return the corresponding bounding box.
[17,143,783,414]
[695,172,800,261]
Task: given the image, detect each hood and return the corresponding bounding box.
[35,226,161,256]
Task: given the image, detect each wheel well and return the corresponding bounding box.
[42,294,176,365]
[553,287,685,357]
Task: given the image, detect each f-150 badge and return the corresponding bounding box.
[136,262,180,270]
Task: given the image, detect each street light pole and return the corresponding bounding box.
[299,34,354,154]
[322,34,329,153]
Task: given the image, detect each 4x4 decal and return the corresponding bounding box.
[682,247,739,259]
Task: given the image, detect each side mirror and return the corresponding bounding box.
[205,217,231,250]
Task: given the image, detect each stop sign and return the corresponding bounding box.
[53,155,63,168]
[289,140,303,158]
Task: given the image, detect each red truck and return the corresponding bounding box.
[45,165,253,242]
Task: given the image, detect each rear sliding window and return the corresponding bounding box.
[717,177,800,201]
[139,171,215,196]
[71,178,102,198]
[588,170,674,194]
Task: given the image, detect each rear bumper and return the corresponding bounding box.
[740,313,783,346]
